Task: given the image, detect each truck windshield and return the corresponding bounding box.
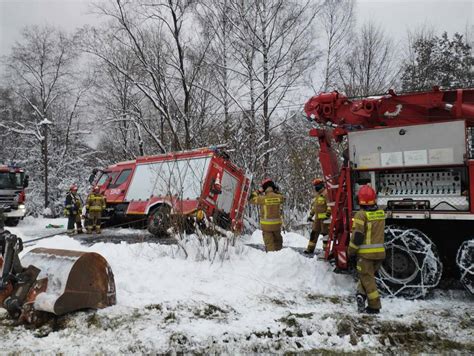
[0,172,23,189]
[96,172,111,186]
[109,169,132,188]
[96,171,119,186]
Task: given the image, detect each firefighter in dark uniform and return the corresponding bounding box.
[348,184,386,314]
[64,185,84,234]
[249,178,285,252]
[86,186,106,234]
[305,178,331,254]
[0,207,5,235]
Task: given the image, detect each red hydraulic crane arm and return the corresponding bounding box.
[304,87,474,129]
[304,87,474,269]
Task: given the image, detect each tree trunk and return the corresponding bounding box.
[43,124,49,209]
[261,2,270,175]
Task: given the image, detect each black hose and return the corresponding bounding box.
[22,217,150,246]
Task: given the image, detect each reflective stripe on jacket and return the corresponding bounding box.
[250,187,284,232]
[86,194,106,212]
[309,189,330,220]
[349,208,386,260]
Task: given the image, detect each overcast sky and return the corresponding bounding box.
[0,0,472,57]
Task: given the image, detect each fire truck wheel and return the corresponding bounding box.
[456,239,474,295]
[147,205,171,237]
[376,226,442,299]
[5,218,20,227]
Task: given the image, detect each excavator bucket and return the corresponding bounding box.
[20,248,116,316]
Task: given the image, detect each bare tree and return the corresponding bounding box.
[318,0,354,91]
[337,22,400,96]
[81,0,215,152]
[196,0,239,141]
[91,45,150,160]
[222,0,321,175]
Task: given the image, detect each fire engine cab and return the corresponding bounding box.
[89,147,251,235]
[0,164,28,226]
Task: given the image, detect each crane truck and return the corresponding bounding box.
[304,87,474,298]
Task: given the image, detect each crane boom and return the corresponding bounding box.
[304,87,474,129]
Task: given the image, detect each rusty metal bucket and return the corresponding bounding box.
[20,248,116,315]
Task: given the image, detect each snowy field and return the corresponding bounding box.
[1,217,473,354]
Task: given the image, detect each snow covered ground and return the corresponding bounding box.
[1,218,473,353]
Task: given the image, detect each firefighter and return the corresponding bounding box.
[85,186,106,234]
[304,178,331,254]
[0,207,5,234]
[64,185,84,234]
[249,178,285,252]
[348,184,386,314]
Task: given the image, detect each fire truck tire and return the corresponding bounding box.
[147,205,171,237]
[5,218,20,227]
[456,239,474,295]
[376,226,442,299]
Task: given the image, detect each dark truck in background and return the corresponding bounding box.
[0,164,29,226]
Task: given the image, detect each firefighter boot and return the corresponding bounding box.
[365,306,380,314]
[304,231,318,254]
[76,221,85,234]
[356,293,366,313]
[322,234,329,251]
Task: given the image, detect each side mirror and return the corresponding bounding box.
[88,174,96,184]
[88,169,99,184]
[23,175,29,188]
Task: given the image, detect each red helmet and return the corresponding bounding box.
[93,186,100,193]
[358,185,376,205]
[312,178,323,186]
[70,184,78,192]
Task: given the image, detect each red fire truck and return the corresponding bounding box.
[89,147,251,235]
[0,164,29,226]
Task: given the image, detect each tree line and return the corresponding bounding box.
[0,0,472,217]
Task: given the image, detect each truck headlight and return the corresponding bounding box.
[18,204,25,209]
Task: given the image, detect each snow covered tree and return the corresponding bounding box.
[1,25,96,214]
[401,32,474,91]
